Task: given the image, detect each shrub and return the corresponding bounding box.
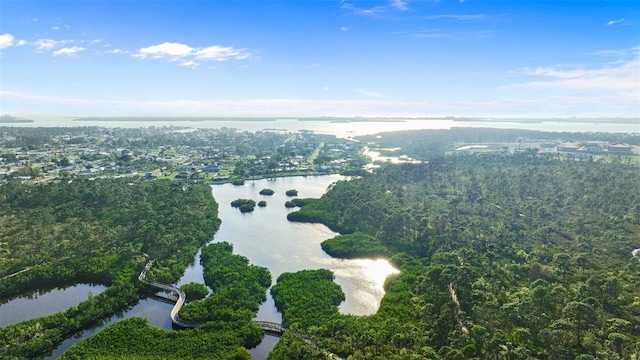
[259,189,275,195]
[239,204,255,213]
[231,199,256,213]
[181,282,209,302]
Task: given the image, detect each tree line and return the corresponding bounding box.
[279,150,640,359]
[62,242,272,359]
[0,178,221,359]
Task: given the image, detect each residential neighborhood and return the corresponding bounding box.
[1,126,638,184]
[0,126,367,183]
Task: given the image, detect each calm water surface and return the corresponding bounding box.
[16,174,396,359]
[0,284,106,327]
[181,174,399,318]
[179,174,400,359]
[43,298,174,359]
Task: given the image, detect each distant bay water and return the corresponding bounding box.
[3,116,638,136]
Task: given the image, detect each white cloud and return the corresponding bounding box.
[16,39,27,46]
[179,60,199,68]
[357,89,385,98]
[504,47,640,117]
[592,49,628,57]
[134,42,250,65]
[341,26,349,31]
[106,49,123,54]
[195,45,249,61]
[34,38,58,51]
[53,47,86,57]
[0,33,15,49]
[607,18,624,26]
[51,24,70,31]
[391,0,408,11]
[412,30,452,39]
[514,52,639,91]
[136,42,194,59]
[341,0,386,15]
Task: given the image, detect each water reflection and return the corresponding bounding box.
[0,283,106,327]
[43,298,174,359]
[207,175,399,316]
[9,175,398,360]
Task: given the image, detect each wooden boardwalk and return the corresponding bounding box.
[254,321,288,335]
[139,261,289,332]
[138,260,344,359]
[138,260,200,328]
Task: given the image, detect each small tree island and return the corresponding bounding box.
[231,199,256,213]
[259,188,275,195]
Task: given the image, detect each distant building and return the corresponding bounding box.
[556,142,580,152]
[203,165,221,172]
[80,168,103,175]
[603,143,633,154]
[583,143,603,152]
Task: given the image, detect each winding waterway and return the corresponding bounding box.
[181,174,399,359]
[0,283,106,327]
[180,174,399,317]
[2,174,398,359]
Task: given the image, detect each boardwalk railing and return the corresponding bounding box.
[138,260,200,328]
[138,260,291,331]
[138,260,344,359]
[254,321,288,335]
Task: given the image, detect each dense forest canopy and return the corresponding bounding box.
[61,242,270,360]
[2,126,639,359]
[0,179,221,359]
[281,150,640,359]
[179,242,272,324]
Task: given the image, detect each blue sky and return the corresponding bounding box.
[0,0,638,118]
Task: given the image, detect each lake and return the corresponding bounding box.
[180,174,400,318]
[2,174,398,359]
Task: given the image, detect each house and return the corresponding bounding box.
[583,143,603,152]
[556,142,580,152]
[80,168,103,176]
[603,143,633,154]
[144,171,160,179]
[203,165,221,172]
